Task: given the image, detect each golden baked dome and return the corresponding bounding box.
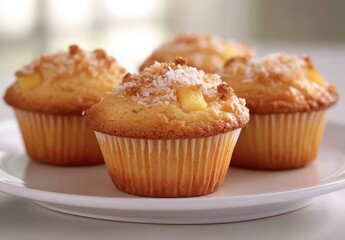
[139,33,254,74]
[4,45,126,114]
[220,53,338,114]
[86,57,249,139]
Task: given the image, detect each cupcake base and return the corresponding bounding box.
[15,109,103,166]
[96,129,241,197]
[231,111,328,170]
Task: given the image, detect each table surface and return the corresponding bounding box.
[0,44,345,240]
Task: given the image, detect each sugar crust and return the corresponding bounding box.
[220,53,338,114]
[139,33,254,73]
[86,58,249,139]
[4,45,126,114]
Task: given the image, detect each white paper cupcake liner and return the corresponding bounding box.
[14,109,103,166]
[95,129,241,197]
[231,110,328,170]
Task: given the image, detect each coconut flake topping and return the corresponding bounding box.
[221,53,310,83]
[114,57,223,106]
[16,45,124,79]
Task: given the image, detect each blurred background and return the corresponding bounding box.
[0,0,344,120]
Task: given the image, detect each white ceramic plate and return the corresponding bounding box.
[0,120,345,224]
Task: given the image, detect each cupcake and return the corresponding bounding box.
[139,33,254,74]
[86,57,249,197]
[220,53,338,170]
[3,45,126,166]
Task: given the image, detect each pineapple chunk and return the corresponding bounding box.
[221,46,235,61]
[178,87,207,112]
[18,72,42,91]
[307,69,325,84]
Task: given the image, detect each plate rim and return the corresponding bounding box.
[1,120,345,211]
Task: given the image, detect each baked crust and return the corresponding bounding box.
[139,33,254,73]
[220,53,339,114]
[86,58,249,139]
[4,45,126,115]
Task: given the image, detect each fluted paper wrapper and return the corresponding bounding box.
[96,129,241,197]
[14,109,103,166]
[231,111,328,170]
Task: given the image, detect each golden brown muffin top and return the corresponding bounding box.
[4,45,126,115]
[139,33,254,74]
[220,53,338,114]
[86,58,249,139]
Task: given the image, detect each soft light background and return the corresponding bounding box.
[0,0,344,121]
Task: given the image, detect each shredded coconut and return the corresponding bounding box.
[222,53,309,83]
[16,45,124,80]
[159,33,243,54]
[114,58,222,106]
